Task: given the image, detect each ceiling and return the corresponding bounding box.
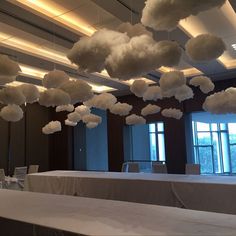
[1,0,236,96]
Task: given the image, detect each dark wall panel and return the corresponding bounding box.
[0,119,9,173]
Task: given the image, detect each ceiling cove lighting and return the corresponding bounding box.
[158,66,203,77]
[8,0,96,36]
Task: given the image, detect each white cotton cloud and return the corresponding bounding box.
[56,104,74,112]
[84,93,117,110]
[59,80,93,104]
[0,87,26,105]
[130,79,148,97]
[82,113,102,124]
[185,34,226,62]
[86,122,99,129]
[65,119,77,127]
[75,105,91,117]
[67,112,81,123]
[117,22,152,37]
[42,70,69,89]
[174,85,194,102]
[109,102,133,116]
[189,76,215,94]
[161,108,183,119]
[202,87,236,114]
[0,55,21,85]
[143,86,163,101]
[67,29,129,73]
[141,0,226,31]
[126,114,146,125]
[0,104,23,122]
[141,104,161,116]
[42,121,61,134]
[39,88,71,107]
[18,84,39,104]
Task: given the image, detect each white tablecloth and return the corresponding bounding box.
[1,189,236,235]
[24,171,236,214]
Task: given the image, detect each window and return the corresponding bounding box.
[192,121,236,174]
[148,122,166,161]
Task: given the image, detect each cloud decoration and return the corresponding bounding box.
[189,76,215,94]
[202,87,236,114]
[67,29,129,73]
[84,93,117,110]
[130,79,148,97]
[75,105,91,117]
[143,86,163,101]
[185,34,226,62]
[141,0,226,31]
[141,104,161,116]
[0,87,26,105]
[18,84,39,104]
[117,22,152,37]
[109,102,133,116]
[82,113,102,124]
[0,55,21,85]
[0,104,23,122]
[86,122,99,129]
[42,70,69,89]
[59,80,93,104]
[161,108,183,119]
[67,111,81,123]
[65,119,77,127]
[56,104,74,112]
[126,114,146,125]
[42,121,61,134]
[174,85,194,102]
[39,88,71,107]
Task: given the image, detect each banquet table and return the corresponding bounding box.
[1,189,236,236]
[24,170,236,214]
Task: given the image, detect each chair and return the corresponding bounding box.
[13,166,28,181]
[121,163,127,172]
[121,162,140,173]
[152,163,167,173]
[28,165,39,174]
[0,169,5,182]
[185,164,200,175]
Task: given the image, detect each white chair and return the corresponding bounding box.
[28,165,39,174]
[152,163,167,173]
[13,166,28,181]
[121,163,128,172]
[185,164,200,175]
[127,162,140,173]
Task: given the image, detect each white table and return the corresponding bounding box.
[1,189,236,235]
[24,171,236,214]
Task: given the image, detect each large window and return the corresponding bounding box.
[192,121,236,174]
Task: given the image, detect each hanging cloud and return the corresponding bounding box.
[0,87,26,105]
[130,79,148,97]
[82,113,102,124]
[109,102,133,116]
[75,105,91,117]
[59,80,93,104]
[42,121,61,134]
[42,70,69,89]
[0,104,23,122]
[141,0,226,31]
[67,112,81,123]
[202,87,236,114]
[143,86,163,101]
[174,85,194,102]
[189,76,215,94]
[161,108,183,119]
[65,119,77,127]
[117,22,152,37]
[67,29,129,73]
[86,122,99,129]
[56,104,74,112]
[84,93,117,110]
[126,114,146,125]
[185,34,226,62]
[18,84,40,104]
[0,55,21,85]
[141,104,161,116]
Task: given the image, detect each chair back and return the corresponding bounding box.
[28,165,39,174]
[14,167,28,180]
[185,164,200,175]
[121,163,127,172]
[127,162,140,173]
[152,163,167,173]
[0,169,5,182]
